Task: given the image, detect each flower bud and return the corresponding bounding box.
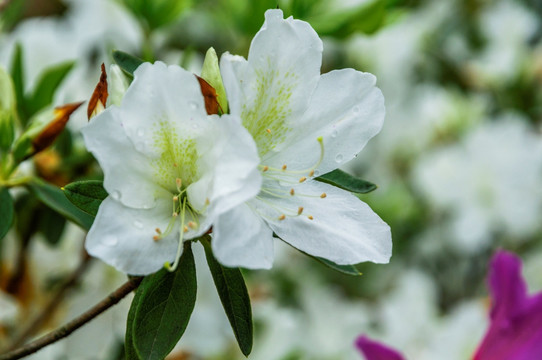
[87,63,108,121]
[201,47,228,114]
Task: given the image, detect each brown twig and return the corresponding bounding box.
[0,276,143,360]
[8,252,92,349]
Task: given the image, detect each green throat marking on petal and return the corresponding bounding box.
[242,63,296,158]
[150,120,199,192]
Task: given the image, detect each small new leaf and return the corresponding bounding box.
[63,180,108,217]
[201,237,253,356]
[112,50,144,77]
[0,187,14,240]
[315,169,377,194]
[27,179,94,231]
[133,242,197,360]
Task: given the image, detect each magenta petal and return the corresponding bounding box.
[355,335,406,360]
[474,250,542,360]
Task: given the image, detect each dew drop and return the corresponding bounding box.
[111,190,121,200]
[352,106,360,114]
[102,235,118,247]
[136,128,145,137]
[133,220,143,229]
[335,154,343,163]
[331,130,338,138]
[189,101,198,110]
[313,170,320,177]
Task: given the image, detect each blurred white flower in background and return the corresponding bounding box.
[413,116,542,252]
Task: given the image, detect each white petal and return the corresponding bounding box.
[81,107,168,209]
[86,197,181,275]
[263,181,391,264]
[220,9,323,158]
[212,203,274,269]
[265,69,385,175]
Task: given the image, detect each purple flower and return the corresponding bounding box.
[355,335,405,360]
[473,250,542,360]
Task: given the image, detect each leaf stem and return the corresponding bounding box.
[0,276,143,360]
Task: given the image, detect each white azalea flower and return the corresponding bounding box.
[214,9,391,269]
[82,62,261,275]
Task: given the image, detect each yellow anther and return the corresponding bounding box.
[183,226,189,232]
[153,235,160,241]
[173,196,179,202]
[188,221,197,229]
[309,170,315,177]
[297,206,304,215]
[282,164,287,171]
[299,176,307,183]
[308,215,314,220]
[290,188,295,196]
[320,193,327,199]
[173,163,178,167]
[155,228,162,234]
[262,166,269,172]
[266,128,272,134]
[278,214,286,220]
[172,212,178,217]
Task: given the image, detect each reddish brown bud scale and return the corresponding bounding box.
[32,102,83,153]
[195,75,221,115]
[87,63,109,120]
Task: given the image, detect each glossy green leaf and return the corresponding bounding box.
[313,256,363,276]
[63,180,108,217]
[315,169,377,194]
[37,207,67,246]
[125,277,144,360]
[133,242,197,360]
[113,51,144,77]
[0,187,14,239]
[27,179,94,231]
[201,237,253,356]
[26,61,75,118]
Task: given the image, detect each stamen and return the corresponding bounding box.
[173,163,178,167]
[183,226,189,232]
[297,206,304,215]
[205,198,210,205]
[262,166,269,172]
[173,196,179,202]
[309,170,315,177]
[278,214,286,220]
[320,193,327,198]
[282,164,287,171]
[188,221,197,229]
[176,178,182,192]
[172,212,178,217]
[155,228,161,234]
[266,128,272,134]
[308,215,314,220]
[165,198,188,272]
[153,235,160,241]
[299,176,307,183]
[290,188,295,196]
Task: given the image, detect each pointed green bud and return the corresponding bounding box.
[201,47,228,114]
[0,66,17,152]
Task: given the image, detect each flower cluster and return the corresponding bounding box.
[82,9,392,275]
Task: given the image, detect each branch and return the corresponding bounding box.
[0,276,143,360]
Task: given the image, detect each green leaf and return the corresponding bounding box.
[113,51,144,77]
[125,277,144,360]
[26,179,94,231]
[313,256,363,276]
[201,237,253,356]
[315,169,377,194]
[63,180,108,217]
[0,187,14,239]
[37,207,67,246]
[26,61,75,118]
[133,242,197,360]
[10,43,26,123]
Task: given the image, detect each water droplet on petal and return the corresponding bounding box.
[111,190,121,201]
[136,128,144,137]
[102,235,118,247]
[352,106,360,114]
[133,220,143,229]
[335,154,343,163]
[331,130,338,138]
[313,170,320,177]
[189,101,198,110]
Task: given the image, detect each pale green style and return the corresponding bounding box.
[82,62,261,275]
[214,9,392,269]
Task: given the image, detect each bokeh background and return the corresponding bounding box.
[1,0,541,359]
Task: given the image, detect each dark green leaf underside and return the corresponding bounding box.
[113,50,144,77]
[63,180,108,217]
[0,187,14,239]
